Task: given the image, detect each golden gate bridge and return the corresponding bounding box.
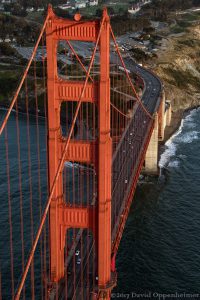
[0,5,164,299]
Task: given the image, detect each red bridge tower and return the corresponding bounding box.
[46,6,113,299]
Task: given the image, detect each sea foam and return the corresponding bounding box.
[158,108,199,169]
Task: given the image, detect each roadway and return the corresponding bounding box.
[125,57,162,113]
[111,54,163,240]
[110,53,162,114]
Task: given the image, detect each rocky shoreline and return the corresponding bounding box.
[151,10,200,162]
[138,11,200,189]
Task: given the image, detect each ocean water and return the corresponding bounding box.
[1,107,200,299]
[0,110,48,299]
[114,107,200,299]
[0,109,95,299]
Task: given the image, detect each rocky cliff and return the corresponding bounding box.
[154,24,200,112]
[148,21,200,141]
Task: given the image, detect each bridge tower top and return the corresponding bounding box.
[47,3,102,42]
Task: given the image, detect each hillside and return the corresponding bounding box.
[155,26,200,112]
[148,10,200,139]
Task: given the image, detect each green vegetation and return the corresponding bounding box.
[143,0,200,22]
[178,39,200,48]
[0,70,20,105]
[0,42,18,56]
[0,54,46,110]
[183,13,200,22]
[0,13,40,45]
[171,25,185,34]
[79,5,101,17]
[164,67,200,90]
[111,13,150,36]
[26,11,44,23]
[168,9,200,34]
[1,0,200,112]
[129,48,150,62]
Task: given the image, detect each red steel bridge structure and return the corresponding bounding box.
[0,5,163,300]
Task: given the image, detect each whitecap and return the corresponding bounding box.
[178,154,187,159]
[64,162,79,169]
[172,118,184,138]
[168,160,179,168]
[189,107,199,116]
[184,122,196,129]
[159,141,177,168]
[158,120,183,168]
[176,131,199,144]
[183,108,198,124]
[159,108,199,169]
[64,161,95,173]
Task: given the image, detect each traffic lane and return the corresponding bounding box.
[111,105,153,237]
[133,66,162,111]
[111,54,162,114]
[128,63,162,113]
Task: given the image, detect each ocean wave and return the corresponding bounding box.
[158,108,199,169]
[168,160,180,168]
[178,154,187,159]
[159,141,177,168]
[184,122,196,129]
[64,162,80,169]
[176,131,199,144]
[64,161,94,172]
[184,107,200,121]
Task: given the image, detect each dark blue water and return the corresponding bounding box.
[0,109,95,299]
[0,110,48,299]
[114,107,200,299]
[1,107,200,299]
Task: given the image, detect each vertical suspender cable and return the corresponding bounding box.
[15,101,26,300]
[5,126,14,300]
[14,15,106,300]
[42,36,48,299]
[34,59,44,300]
[25,78,35,300]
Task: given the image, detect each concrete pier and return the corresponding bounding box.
[144,91,172,174]
[144,113,158,174]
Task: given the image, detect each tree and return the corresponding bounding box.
[107,7,115,16]
[0,42,17,56]
[12,3,27,16]
[193,0,200,5]
[96,8,102,17]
